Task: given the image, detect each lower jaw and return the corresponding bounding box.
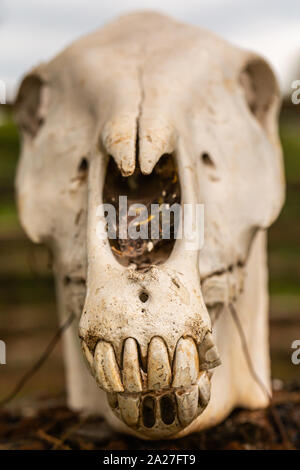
[106,371,211,439]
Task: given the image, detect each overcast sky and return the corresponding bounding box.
[0,0,300,99]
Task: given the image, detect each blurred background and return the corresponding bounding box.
[0,0,299,404]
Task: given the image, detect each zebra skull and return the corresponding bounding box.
[15,12,285,439]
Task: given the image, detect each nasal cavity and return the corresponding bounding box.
[102,153,181,270]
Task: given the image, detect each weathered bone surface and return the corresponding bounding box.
[15,11,285,439]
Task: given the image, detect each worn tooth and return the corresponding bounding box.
[198,332,221,370]
[147,337,172,390]
[206,346,221,365]
[107,392,118,409]
[122,338,142,392]
[118,394,140,426]
[94,341,124,392]
[175,385,199,427]
[81,340,94,370]
[172,337,199,388]
[198,371,211,407]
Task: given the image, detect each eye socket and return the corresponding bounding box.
[201,152,215,168]
[14,74,47,138]
[239,59,278,132]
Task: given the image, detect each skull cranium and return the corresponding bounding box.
[15,11,285,439]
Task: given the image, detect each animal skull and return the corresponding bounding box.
[15,12,285,439]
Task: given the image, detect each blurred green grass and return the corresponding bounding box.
[268,107,300,308]
[0,102,299,384]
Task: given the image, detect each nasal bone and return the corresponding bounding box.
[138,118,176,175]
[101,116,137,177]
[102,116,176,177]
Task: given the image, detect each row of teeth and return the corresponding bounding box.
[81,334,220,395]
[81,334,220,433]
[107,371,211,434]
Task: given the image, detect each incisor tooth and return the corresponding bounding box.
[172,337,199,388]
[94,341,124,392]
[147,337,172,390]
[118,394,140,426]
[198,332,221,370]
[175,385,199,427]
[122,338,142,392]
[198,371,211,407]
[81,340,94,370]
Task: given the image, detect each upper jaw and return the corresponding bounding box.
[75,235,257,438]
[78,261,247,438]
[79,263,212,365]
[78,262,222,438]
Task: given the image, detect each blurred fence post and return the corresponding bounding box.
[0,340,6,365]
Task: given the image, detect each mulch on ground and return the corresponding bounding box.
[0,382,299,450]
